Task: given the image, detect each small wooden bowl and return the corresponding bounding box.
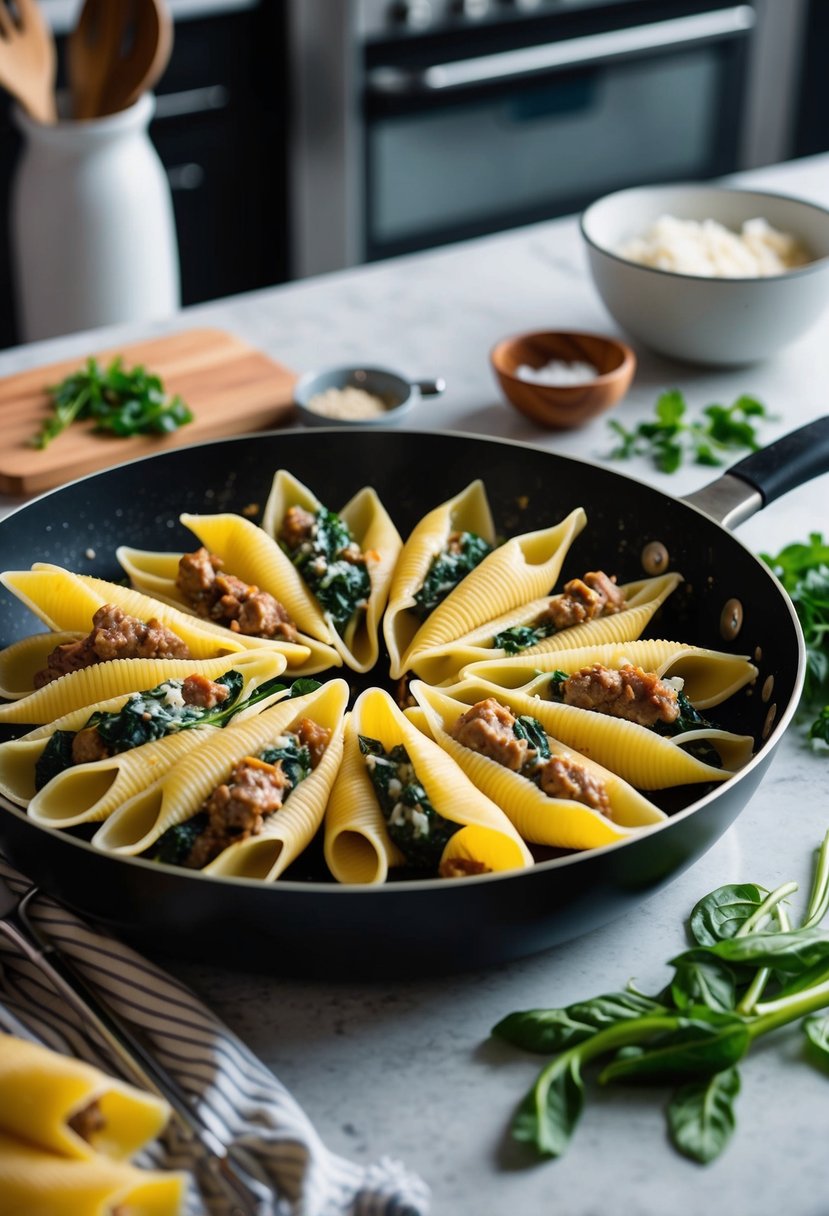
[490,330,636,429]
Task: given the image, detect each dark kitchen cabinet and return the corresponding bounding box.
[0,1,289,351]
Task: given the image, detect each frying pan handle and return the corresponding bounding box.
[683,416,829,529]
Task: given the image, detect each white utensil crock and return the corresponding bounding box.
[10,93,181,343]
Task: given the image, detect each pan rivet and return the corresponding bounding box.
[641,541,669,574]
[720,598,743,640]
[762,675,774,703]
[763,703,777,739]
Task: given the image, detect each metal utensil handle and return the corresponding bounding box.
[412,378,445,397]
[3,894,261,1216]
[682,416,829,529]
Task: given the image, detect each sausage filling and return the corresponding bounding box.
[177,547,299,642]
[451,697,611,814]
[67,1098,106,1143]
[493,570,626,654]
[151,717,329,869]
[34,604,190,688]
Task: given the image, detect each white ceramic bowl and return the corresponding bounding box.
[580,183,829,366]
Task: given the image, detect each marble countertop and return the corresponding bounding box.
[1,153,829,1215]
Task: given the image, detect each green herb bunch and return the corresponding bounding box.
[608,390,771,473]
[33,356,193,449]
[761,533,829,745]
[492,830,829,1165]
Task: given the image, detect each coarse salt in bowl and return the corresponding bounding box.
[580,183,829,366]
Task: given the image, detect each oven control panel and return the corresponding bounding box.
[362,0,578,36]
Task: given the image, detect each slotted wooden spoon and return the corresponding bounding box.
[67,0,173,121]
[0,0,57,124]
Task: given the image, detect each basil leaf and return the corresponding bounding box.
[493,991,666,1054]
[689,883,770,946]
[667,1067,741,1164]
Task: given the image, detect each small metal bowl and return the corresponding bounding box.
[294,365,445,427]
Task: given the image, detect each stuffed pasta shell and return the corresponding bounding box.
[92,679,348,882]
[0,1132,186,1216]
[323,686,533,884]
[412,683,665,850]
[397,507,588,680]
[445,647,755,789]
[404,569,683,686]
[383,479,497,679]
[0,651,287,828]
[116,511,341,675]
[461,637,759,706]
[0,1034,171,1163]
[260,471,402,672]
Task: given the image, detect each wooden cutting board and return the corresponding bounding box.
[0,327,299,496]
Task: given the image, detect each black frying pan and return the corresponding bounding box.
[0,423,826,979]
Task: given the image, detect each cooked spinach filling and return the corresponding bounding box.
[281,506,371,632]
[33,671,296,791]
[412,531,493,621]
[493,620,557,655]
[358,735,460,869]
[512,714,551,764]
[546,675,723,768]
[150,813,209,867]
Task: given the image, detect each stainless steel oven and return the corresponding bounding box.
[286,0,801,279]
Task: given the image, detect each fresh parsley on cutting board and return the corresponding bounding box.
[32,356,193,449]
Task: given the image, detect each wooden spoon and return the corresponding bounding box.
[0,0,57,124]
[67,0,173,121]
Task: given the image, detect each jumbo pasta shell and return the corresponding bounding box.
[0,565,309,670]
[0,1131,186,1216]
[413,683,665,850]
[0,645,287,727]
[117,511,341,674]
[443,676,753,789]
[383,479,496,679]
[0,1034,170,1162]
[323,712,406,885]
[260,471,402,673]
[92,680,349,883]
[462,638,758,707]
[406,571,683,686]
[400,508,587,677]
[0,650,285,819]
[0,632,83,700]
[342,686,533,877]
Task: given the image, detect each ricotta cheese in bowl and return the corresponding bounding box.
[617,215,811,278]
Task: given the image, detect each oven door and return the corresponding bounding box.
[363,4,755,261]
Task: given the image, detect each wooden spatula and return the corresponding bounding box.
[67,0,173,121]
[0,0,57,124]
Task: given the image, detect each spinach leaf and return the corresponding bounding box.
[667,1067,741,1164]
[150,812,209,866]
[34,731,76,791]
[597,1013,751,1084]
[689,884,770,946]
[803,1012,829,1063]
[493,991,666,1054]
[512,715,551,760]
[673,931,829,976]
[412,531,492,620]
[670,957,737,1014]
[493,621,556,655]
[512,1052,584,1158]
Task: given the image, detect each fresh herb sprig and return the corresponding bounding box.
[32,356,193,449]
[761,533,829,744]
[492,830,829,1165]
[608,390,771,473]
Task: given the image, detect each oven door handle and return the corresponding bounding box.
[366,6,755,97]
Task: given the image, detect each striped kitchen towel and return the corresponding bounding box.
[0,859,431,1216]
